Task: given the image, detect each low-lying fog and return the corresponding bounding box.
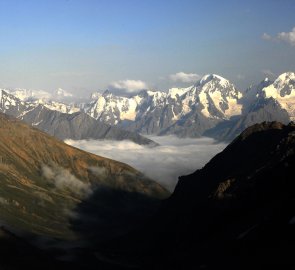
[65,136,227,192]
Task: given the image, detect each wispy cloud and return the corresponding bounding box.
[262,27,295,47]
[41,164,92,197]
[262,33,272,40]
[89,166,108,178]
[0,197,8,205]
[109,79,148,95]
[277,26,295,46]
[169,72,200,83]
[65,136,226,191]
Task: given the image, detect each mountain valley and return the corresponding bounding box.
[101,121,295,269]
[0,113,169,241]
[0,71,295,269]
[1,75,295,268]
[1,1,295,269]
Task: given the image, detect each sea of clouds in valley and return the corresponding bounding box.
[65,136,227,192]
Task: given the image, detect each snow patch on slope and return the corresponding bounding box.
[262,72,295,119]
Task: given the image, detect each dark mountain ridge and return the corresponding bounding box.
[2,115,295,269]
[104,121,295,269]
[151,121,295,269]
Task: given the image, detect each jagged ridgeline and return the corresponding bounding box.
[0,90,158,146]
[107,121,295,269]
[0,113,169,239]
[1,72,295,143]
[142,121,295,268]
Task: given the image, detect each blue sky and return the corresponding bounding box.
[0,0,294,96]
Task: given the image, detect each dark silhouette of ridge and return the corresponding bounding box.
[102,121,295,269]
[3,118,295,269]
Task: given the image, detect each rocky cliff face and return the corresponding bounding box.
[262,72,295,119]
[137,121,295,269]
[205,97,290,141]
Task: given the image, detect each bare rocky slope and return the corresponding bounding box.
[0,113,169,241]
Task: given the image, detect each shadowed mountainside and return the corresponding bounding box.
[4,112,295,269]
[104,121,295,269]
[21,105,158,146]
[0,113,169,241]
[157,121,295,269]
[204,97,290,141]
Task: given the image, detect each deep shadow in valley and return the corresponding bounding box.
[70,185,163,245]
[4,122,295,270]
[78,122,295,270]
[0,186,165,270]
[64,185,166,269]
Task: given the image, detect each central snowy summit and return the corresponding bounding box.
[84,74,243,128]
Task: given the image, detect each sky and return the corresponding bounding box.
[65,136,227,191]
[0,0,294,97]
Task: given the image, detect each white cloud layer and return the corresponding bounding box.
[109,79,148,93]
[277,27,295,46]
[169,72,200,83]
[41,165,92,197]
[262,27,295,47]
[65,136,227,192]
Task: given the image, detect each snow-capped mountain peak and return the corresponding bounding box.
[272,72,295,93]
[84,90,139,124]
[262,72,295,119]
[54,88,73,98]
[0,89,33,118]
[1,87,80,115]
[84,74,243,127]
[198,74,230,88]
[102,89,112,97]
[181,74,243,119]
[168,86,192,98]
[90,91,102,100]
[0,71,294,139]
[241,78,273,113]
[9,88,52,102]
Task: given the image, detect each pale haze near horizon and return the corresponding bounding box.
[0,0,294,97]
[65,136,227,191]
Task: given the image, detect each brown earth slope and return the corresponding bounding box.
[0,113,169,240]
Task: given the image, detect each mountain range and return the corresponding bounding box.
[84,72,293,140]
[1,112,295,268]
[2,72,295,142]
[0,90,157,146]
